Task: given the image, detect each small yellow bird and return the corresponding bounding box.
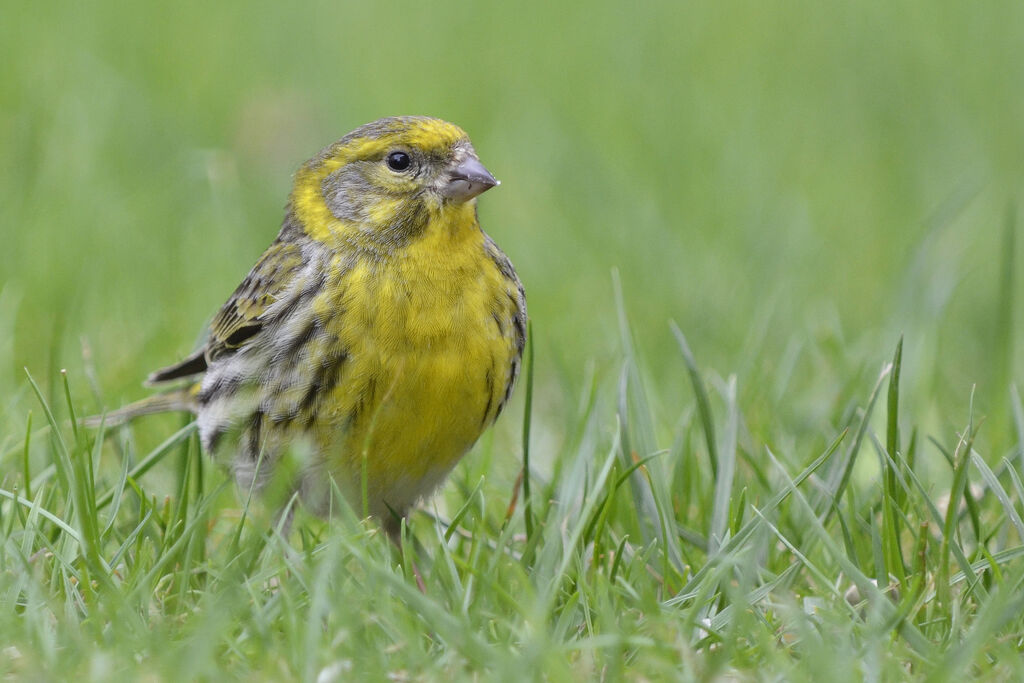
[99,116,526,535]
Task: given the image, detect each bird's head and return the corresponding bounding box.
[290,116,498,247]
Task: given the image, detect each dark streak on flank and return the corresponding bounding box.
[305,272,329,300]
[365,375,377,405]
[270,405,300,427]
[481,367,495,427]
[278,271,329,324]
[272,287,306,324]
[198,373,243,405]
[205,423,227,453]
[248,409,264,462]
[300,348,349,418]
[506,358,520,403]
[491,311,504,337]
[510,292,526,352]
[483,236,517,283]
[480,233,527,423]
[279,317,320,361]
[494,357,519,420]
[346,375,377,430]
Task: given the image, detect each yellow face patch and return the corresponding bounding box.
[366,196,403,225]
[290,117,473,246]
[392,118,467,155]
[322,117,468,168]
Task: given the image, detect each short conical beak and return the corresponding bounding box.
[441,157,499,202]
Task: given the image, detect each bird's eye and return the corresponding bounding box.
[386,151,411,172]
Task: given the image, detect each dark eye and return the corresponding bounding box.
[386,151,411,171]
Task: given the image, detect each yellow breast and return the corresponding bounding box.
[311,208,519,518]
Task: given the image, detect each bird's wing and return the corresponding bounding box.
[483,235,527,421]
[147,238,305,384]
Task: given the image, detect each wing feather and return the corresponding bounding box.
[146,238,305,384]
[207,238,305,360]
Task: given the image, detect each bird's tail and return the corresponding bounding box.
[82,388,198,429]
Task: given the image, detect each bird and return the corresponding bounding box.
[93,116,526,536]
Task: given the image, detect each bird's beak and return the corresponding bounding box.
[441,156,499,202]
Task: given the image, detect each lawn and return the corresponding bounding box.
[2,0,1024,679]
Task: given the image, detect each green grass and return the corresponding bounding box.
[5,306,1024,680]
[4,0,1024,679]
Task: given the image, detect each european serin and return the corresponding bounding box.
[99,116,526,534]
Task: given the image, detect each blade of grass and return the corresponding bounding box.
[708,375,738,555]
[823,362,891,525]
[21,410,32,499]
[26,368,111,584]
[95,422,197,510]
[667,429,847,604]
[926,569,1024,683]
[1011,384,1024,469]
[881,337,907,582]
[937,393,981,612]
[521,322,535,542]
[101,436,133,539]
[0,486,81,542]
[970,454,1024,541]
[24,369,71,490]
[901,451,987,601]
[763,448,935,658]
[670,321,718,478]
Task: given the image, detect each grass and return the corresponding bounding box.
[3,290,1024,679]
[4,0,1024,679]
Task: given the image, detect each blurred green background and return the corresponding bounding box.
[2,0,1023,452]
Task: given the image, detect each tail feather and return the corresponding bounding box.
[83,388,198,429]
[146,348,208,385]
